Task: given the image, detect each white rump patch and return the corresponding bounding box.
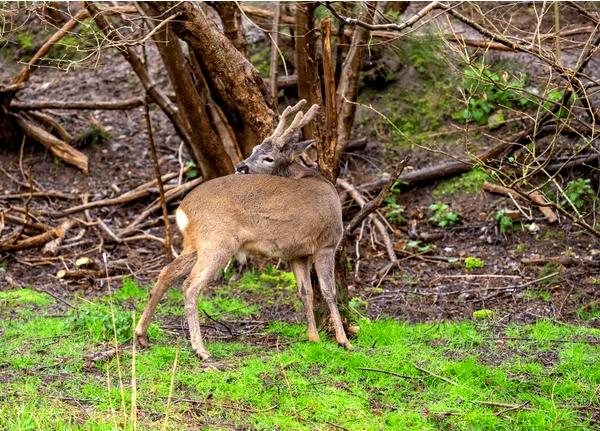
[175,208,189,231]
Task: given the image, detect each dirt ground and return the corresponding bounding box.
[1,6,599,334]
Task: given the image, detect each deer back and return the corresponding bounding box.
[177,174,342,259]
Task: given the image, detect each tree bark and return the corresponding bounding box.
[294,2,321,139]
[147,2,277,157]
[336,2,376,165]
[142,3,233,179]
[210,2,248,57]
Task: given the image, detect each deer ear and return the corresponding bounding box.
[290,139,313,155]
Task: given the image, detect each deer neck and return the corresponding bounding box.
[277,161,321,180]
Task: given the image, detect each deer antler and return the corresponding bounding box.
[270,99,320,148]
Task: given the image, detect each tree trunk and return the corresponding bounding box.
[294,2,321,140]
[336,2,376,167]
[147,2,277,157]
[210,2,248,57]
[142,3,233,179]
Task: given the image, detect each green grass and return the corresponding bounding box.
[1,279,599,430]
[433,166,490,197]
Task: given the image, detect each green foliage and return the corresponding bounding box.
[578,301,600,322]
[384,195,405,225]
[2,289,600,430]
[114,277,147,302]
[74,124,111,147]
[433,167,490,196]
[538,263,559,286]
[453,65,532,124]
[494,209,514,234]
[428,203,460,227]
[515,243,527,254]
[349,297,369,317]
[400,34,445,80]
[67,301,134,342]
[47,19,103,65]
[406,240,436,254]
[17,32,34,51]
[0,288,52,307]
[200,296,258,318]
[249,46,270,76]
[184,160,199,179]
[473,309,494,320]
[464,256,485,270]
[562,178,594,210]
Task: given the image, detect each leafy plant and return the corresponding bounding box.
[406,240,436,254]
[67,302,133,342]
[74,124,111,147]
[384,195,405,225]
[453,65,532,124]
[538,263,559,286]
[185,160,199,179]
[562,178,594,210]
[428,203,460,227]
[473,309,494,320]
[433,166,489,196]
[494,209,513,234]
[17,32,34,51]
[464,256,485,270]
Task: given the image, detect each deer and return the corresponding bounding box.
[134,100,352,360]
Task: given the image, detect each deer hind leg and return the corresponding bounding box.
[313,248,352,349]
[291,257,319,342]
[135,252,196,348]
[183,249,232,360]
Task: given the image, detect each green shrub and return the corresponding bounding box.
[562,178,594,210]
[494,209,514,234]
[464,257,485,270]
[428,203,460,227]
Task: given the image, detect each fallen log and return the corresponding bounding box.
[12,97,146,111]
[15,116,88,174]
[0,222,72,253]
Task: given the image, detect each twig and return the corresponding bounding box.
[268,1,281,106]
[54,170,183,217]
[120,177,203,235]
[31,287,77,310]
[486,336,600,345]
[483,182,558,223]
[169,397,278,413]
[410,362,459,386]
[343,159,408,241]
[337,178,398,264]
[358,367,421,380]
[142,37,173,262]
[12,8,89,84]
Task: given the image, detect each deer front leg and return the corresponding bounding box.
[291,258,319,342]
[314,249,352,350]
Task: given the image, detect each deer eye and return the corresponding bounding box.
[263,157,274,163]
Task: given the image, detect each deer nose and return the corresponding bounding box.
[235,163,249,175]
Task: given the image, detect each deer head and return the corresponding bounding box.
[235,99,319,177]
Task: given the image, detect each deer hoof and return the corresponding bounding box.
[341,341,353,350]
[307,332,320,342]
[135,332,150,348]
[195,349,211,361]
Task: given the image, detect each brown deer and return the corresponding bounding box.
[134,100,351,360]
